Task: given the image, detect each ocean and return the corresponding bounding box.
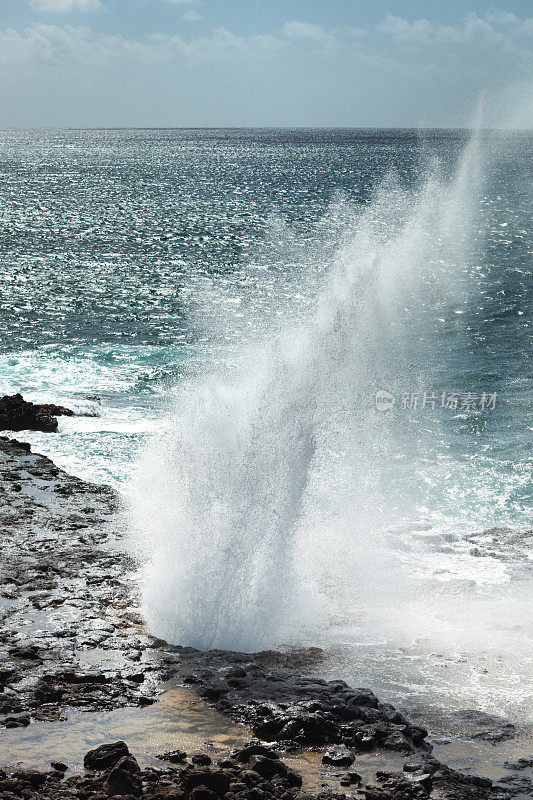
[0,127,531,730]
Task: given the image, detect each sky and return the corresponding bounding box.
[0,0,532,128]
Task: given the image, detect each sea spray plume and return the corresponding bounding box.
[131,352,317,651]
[129,126,483,652]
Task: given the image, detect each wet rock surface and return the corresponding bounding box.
[148,647,429,755]
[1,742,307,800]
[464,528,533,579]
[1,438,532,800]
[0,394,73,433]
[0,437,162,723]
[448,711,518,743]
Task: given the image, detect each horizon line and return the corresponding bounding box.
[1,124,530,133]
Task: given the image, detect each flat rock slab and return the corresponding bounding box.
[449,710,518,743]
[0,437,162,722]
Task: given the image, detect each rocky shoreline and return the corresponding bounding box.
[0,437,531,800]
[5,737,527,800]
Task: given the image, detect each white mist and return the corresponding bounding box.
[129,127,494,652]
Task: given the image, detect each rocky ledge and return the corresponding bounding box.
[151,645,429,755]
[0,393,74,433]
[0,436,160,722]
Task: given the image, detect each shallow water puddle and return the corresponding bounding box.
[285,750,406,793]
[433,738,533,782]
[12,606,79,634]
[76,646,129,670]
[0,687,248,772]
[0,685,405,794]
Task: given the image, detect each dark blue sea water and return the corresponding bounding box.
[0,128,531,720]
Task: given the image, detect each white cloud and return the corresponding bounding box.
[344,26,368,38]
[0,23,280,66]
[283,21,329,42]
[282,20,339,53]
[283,21,323,40]
[30,0,104,12]
[377,12,533,48]
[3,13,532,70]
[0,24,129,65]
[151,27,280,61]
[182,10,201,23]
[486,11,520,25]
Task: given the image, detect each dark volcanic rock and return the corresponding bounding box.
[341,771,362,785]
[181,768,232,795]
[38,402,74,417]
[104,764,143,797]
[367,757,524,800]
[502,756,533,770]
[322,746,355,767]
[234,743,280,763]
[248,754,302,786]
[115,754,141,773]
[157,749,188,764]
[1,713,31,728]
[10,769,48,789]
[0,393,73,432]
[0,437,160,725]
[9,644,42,661]
[167,653,429,753]
[189,788,218,800]
[83,740,130,770]
[192,753,213,766]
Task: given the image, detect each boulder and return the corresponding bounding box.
[84,741,130,771]
[103,765,142,797]
[181,769,232,796]
[346,771,362,784]
[38,403,74,418]
[10,769,47,789]
[189,788,219,800]
[247,755,302,787]
[192,754,212,766]
[234,743,280,763]
[157,749,187,764]
[322,746,355,767]
[114,755,141,774]
[2,714,31,729]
